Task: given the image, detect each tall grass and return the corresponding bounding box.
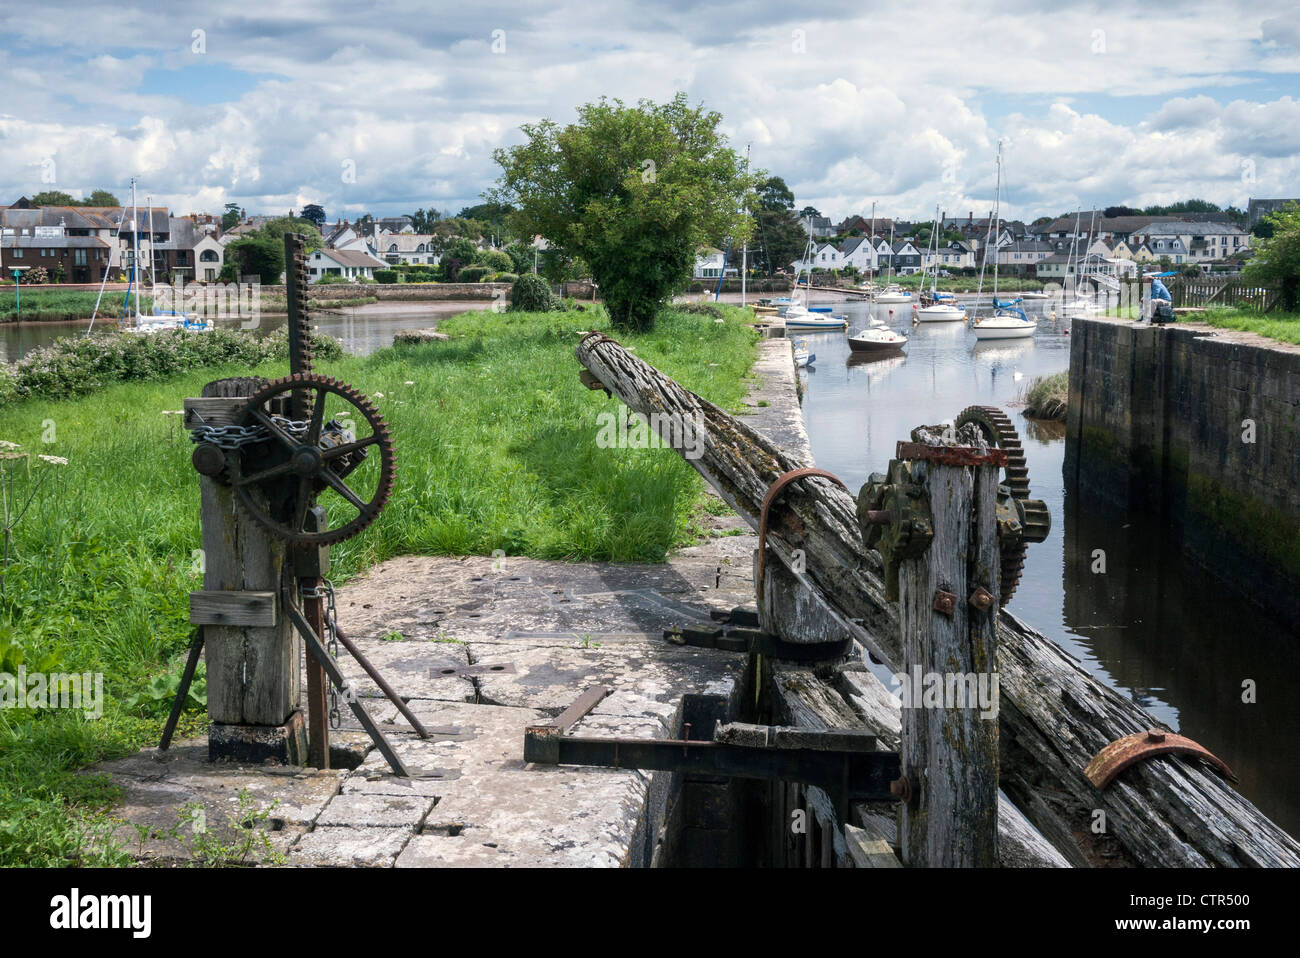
[1201,308,1300,345]
[0,291,153,322]
[0,304,757,864]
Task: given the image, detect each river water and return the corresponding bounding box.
[0,302,492,363]
[795,295,1300,837]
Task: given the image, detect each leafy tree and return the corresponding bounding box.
[1243,203,1300,310]
[222,203,241,231]
[475,249,513,272]
[408,208,443,233]
[225,236,285,284]
[444,236,478,263]
[30,190,78,206]
[752,208,805,275]
[1103,206,1141,218]
[87,190,120,206]
[458,201,514,237]
[504,241,534,274]
[256,216,324,252]
[799,206,822,219]
[491,93,755,331]
[758,176,795,212]
[301,204,326,229]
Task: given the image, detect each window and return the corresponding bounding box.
[12,249,21,258]
[75,249,87,265]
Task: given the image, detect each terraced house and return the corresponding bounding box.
[1127,221,1251,264]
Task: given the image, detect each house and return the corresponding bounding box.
[801,215,834,238]
[376,230,440,267]
[922,241,974,271]
[693,247,736,279]
[991,238,1053,271]
[837,236,878,272]
[891,240,922,274]
[307,248,388,282]
[1128,221,1251,263]
[836,215,895,236]
[1247,197,1300,227]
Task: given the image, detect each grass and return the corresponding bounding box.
[0,304,757,865]
[0,290,153,322]
[1022,371,1069,421]
[1199,307,1300,345]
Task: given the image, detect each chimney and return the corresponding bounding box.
[968,211,973,223]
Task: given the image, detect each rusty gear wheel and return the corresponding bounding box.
[231,374,395,546]
[955,404,1032,605]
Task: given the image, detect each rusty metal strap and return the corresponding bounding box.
[895,442,1009,467]
[1084,728,1237,790]
[756,467,847,602]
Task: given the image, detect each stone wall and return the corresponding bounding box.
[1064,317,1300,621]
[302,282,509,301]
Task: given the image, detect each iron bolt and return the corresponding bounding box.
[890,776,914,803]
[1146,729,1166,743]
[968,587,995,612]
[933,589,956,616]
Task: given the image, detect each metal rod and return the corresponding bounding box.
[282,593,409,777]
[547,686,611,734]
[303,582,330,768]
[333,626,431,739]
[158,628,205,752]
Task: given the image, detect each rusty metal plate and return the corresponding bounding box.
[1084,729,1237,790]
[895,442,1009,467]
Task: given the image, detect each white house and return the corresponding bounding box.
[923,241,974,271]
[693,247,736,278]
[376,230,441,266]
[1128,221,1250,262]
[307,248,388,282]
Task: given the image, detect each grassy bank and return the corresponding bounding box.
[0,290,153,323]
[1022,371,1069,421]
[1200,307,1300,345]
[0,304,757,865]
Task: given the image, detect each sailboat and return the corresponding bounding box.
[784,235,847,329]
[914,205,965,322]
[972,142,1036,341]
[1060,208,1102,315]
[872,224,911,303]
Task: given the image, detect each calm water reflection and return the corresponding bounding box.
[797,298,1300,836]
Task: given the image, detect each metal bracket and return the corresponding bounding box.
[1084,728,1237,790]
[428,662,517,679]
[895,441,1009,467]
[757,467,847,602]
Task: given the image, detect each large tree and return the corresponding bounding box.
[491,94,756,331]
[1244,203,1300,311]
[752,208,806,275]
[301,203,326,229]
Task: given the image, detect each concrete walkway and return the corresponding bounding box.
[92,338,806,867]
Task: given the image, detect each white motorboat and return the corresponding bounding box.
[783,304,848,329]
[848,320,907,352]
[1019,290,1049,300]
[971,313,1037,340]
[873,284,911,304]
[1060,296,1101,314]
[793,340,815,367]
[914,302,965,322]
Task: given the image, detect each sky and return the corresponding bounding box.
[1,0,1298,225]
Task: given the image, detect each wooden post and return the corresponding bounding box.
[186,378,306,764]
[896,428,999,867]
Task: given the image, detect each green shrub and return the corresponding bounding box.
[474,249,513,273]
[314,274,349,285]
[509,273,556,312]
[494,272,518,284]
[24,266,49,284]
[374,269,399,284]
[459,266,490,284]
[4,326,343,405]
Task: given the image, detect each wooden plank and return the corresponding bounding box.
[189,590,276,627]
[845,824,901,868]
[183,396,247,430]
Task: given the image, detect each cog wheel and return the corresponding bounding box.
[955,404,1033,605]
[231,374,396,546]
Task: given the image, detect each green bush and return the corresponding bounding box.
[474,249,513,273]
[509,273,556,312]
[494,272,518,284]
[374,269,399,284]
[314,274,349,285]
[459,266,490,283]
[2,326,344,406]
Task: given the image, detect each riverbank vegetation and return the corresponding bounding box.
[1201,307,1300,345]
[0,303,757,864]
[1022,371,1069,421]
[0,291,153,323]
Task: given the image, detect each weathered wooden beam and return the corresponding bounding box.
[189,590,276,627]
[576,331,1300,867]
[896,431,1000,867]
